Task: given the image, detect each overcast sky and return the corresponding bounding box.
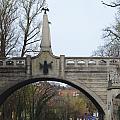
[46,0,117,57]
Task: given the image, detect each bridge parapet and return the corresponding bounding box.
[0,58,26,67]
[0,57,27,78]
[65,57,120,67]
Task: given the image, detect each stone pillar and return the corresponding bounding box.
[59,55,65,78]
[26,55,32,76]
[107,89,113,120]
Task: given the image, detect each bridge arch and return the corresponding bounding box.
[0,77,106,116]
[116,94,120,99]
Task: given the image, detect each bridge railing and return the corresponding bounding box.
[0,58,26,67]
[65,57,120,67]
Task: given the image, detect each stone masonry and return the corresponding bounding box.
[0,12,120,120]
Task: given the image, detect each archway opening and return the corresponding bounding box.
[114,94,120,120]
[116,94,120,99]
[0,78,105,119]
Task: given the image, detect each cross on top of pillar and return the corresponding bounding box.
[42,7,49,14]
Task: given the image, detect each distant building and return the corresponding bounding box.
[58,88,80,97]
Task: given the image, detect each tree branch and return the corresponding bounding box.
[26,39,40,45]
[101,1,120,7]
[27,31,39,42]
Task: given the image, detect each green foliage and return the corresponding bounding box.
[118,106,120,120]
[0,84,97,120]
[0,82,56,120]
[45,89,97,120]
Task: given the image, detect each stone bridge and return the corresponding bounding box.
[0,12,120,120]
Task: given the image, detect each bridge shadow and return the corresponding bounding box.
[0,77,105,119]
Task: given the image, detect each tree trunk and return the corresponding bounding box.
[0,34,5,57]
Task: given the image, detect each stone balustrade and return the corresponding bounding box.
[65,57,120,67]
[0,58,26,67]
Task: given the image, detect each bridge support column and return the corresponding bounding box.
[26,55,32,76]
[59,55,65,78]
[107,89,114,120]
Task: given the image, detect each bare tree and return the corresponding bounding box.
[34,82,57,120]
[0,82,57,120]
[93,1,120,57]
[19,0,46,57]
[0,0,46,57]
[0,0,19,57]
[93,25,120,57]
[101,0,120,7]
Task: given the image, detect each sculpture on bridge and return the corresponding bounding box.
[42,7,49,14]
[40,60,53,75]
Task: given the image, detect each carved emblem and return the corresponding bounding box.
[40,61,53,75]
